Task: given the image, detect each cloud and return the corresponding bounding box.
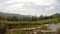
[50,0,60,13]
[0,0,59,16]
[4,0,56,6]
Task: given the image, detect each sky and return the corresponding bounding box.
[0,0,60,16]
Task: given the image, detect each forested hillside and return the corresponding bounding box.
[0,12,60,21]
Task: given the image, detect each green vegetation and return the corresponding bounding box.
[0,12,60,21]
[0,12,60,34]
[6,30,25,34]
[40,25,49,30]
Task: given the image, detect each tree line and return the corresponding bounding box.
[0,13,60,21]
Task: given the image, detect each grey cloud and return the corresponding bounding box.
[0,0,5,3]
[0,0,60,16]
[23,3,55,11]
[51,0,60,13]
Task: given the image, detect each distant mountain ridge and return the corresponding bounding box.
[0,12,60,18]
[0,12,33,18]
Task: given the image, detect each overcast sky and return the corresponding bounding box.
[0,0,60,16]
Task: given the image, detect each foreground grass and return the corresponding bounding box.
[1,18,60,34]
[6,29,25,34]
[0,18,60,25]
[0,18,60,28]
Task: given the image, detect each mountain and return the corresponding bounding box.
[50,13,60,18]
[0,12,33,18]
